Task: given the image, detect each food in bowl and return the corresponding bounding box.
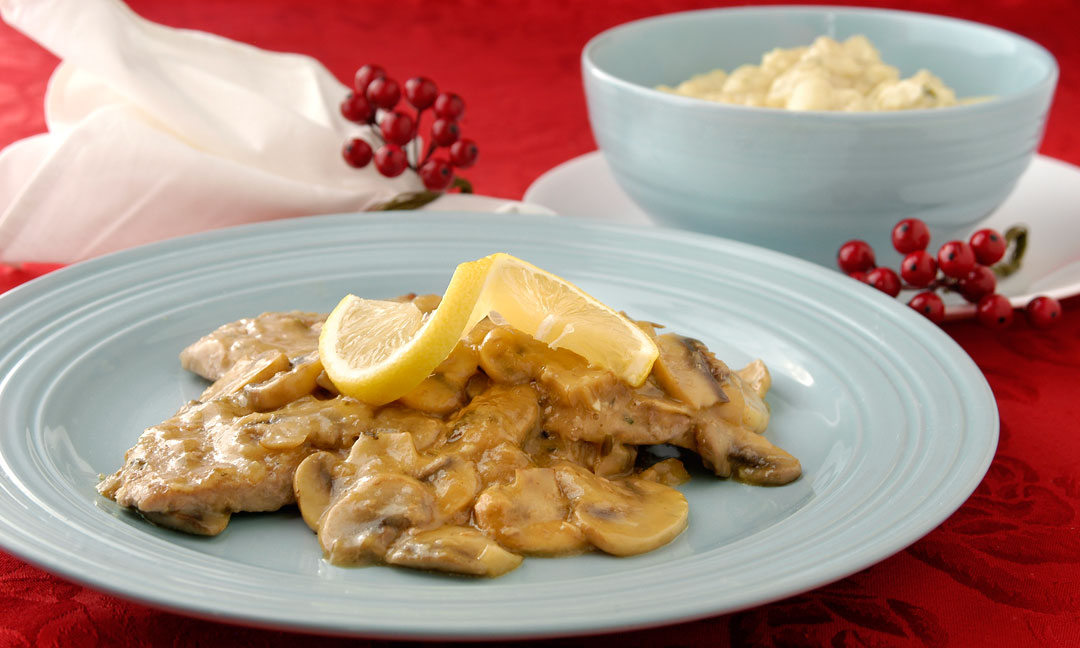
[98,256,800,578]
[657,35,982,111]
[582,6,1058,266]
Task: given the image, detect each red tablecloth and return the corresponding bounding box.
[2,1,1078,645]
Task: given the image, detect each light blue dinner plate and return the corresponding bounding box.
[0,213,997,639]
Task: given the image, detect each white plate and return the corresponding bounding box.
[0,213,996,639]
[525,152,1080,317]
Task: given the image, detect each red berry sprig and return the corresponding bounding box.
[837,219,1062,330]
[339,65,478,193]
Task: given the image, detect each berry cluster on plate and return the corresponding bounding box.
[340,64,478,192]
[838,219,1062,329]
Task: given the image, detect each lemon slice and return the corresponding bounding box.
[319,253,659,405]
[319,255,494,406]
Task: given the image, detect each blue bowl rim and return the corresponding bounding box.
[581,5,1059,123]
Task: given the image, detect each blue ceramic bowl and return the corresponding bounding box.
[582,6,1058,266]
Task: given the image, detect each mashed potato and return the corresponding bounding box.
[657,35,979,111]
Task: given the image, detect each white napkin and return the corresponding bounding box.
[0,0,424,263]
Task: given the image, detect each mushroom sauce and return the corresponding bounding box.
[99,296,800,577]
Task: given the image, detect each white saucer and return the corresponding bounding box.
[423,192,555,216]
[525,152,1080,317]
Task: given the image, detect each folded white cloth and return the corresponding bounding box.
[0,0,424,263]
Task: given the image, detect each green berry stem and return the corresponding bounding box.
[451,176,473,194]
[991,225,1028,278]
[369,190,441,211]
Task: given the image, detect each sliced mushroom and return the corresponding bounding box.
[385,526,522,577]
[729,372,771,434]
[687,337,733,385]
[736,359,771,398]
[199,351,290,402]
[476,442,534,487]
[242,395,346,453]
[372,407,445,452]
[593,439,637,478]
[712,369,773,436]
[461,316,497,349]
[474,325,533,384]
[397,342,480,415]
[402,293,442,314]
[293,451,355,531]
[638,458,691,487]
[476,326,621,410]
[464,373,491,401]
[554,464,688,557]
[474,467,589,556]
[244,352,323,412]
[421,456,482,524]
[445,384,540,459]
[396,377,464,416]
[258,416,312,451]
[651,334,728,409]
[345,431,426,477]
[694,418,800,485]
[538,360,623,412]
[318,473,436,565]
[259,394,375,450]
[315,370,340,396]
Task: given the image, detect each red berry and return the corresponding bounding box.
[404,77,438,110]
[340,92,374,123]
[908,291,945,325]
[380,111,415,146]
[957,265,997,303]
[373,144,408,177]
[341,138,373,168]
[969,228,1007,265]
[354,64,385,94]
[891,218,931,254]
[434,92,465,119]
[847,271,869,283]
[419,158,455,191]
[449,139,478,168]
[837,240,876,274]
[900,250,937,288]
[866,267,901,297]
[366,77,401,110]
[976,294,1013,329]
[936,240,976,278]
[430,118,460,147]
[1025,295,1062,329]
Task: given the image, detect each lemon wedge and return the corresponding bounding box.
[319,253,659,405]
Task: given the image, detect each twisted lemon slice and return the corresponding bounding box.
[319,253,659,405]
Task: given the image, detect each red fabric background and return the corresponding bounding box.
[2,1,1079,646]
